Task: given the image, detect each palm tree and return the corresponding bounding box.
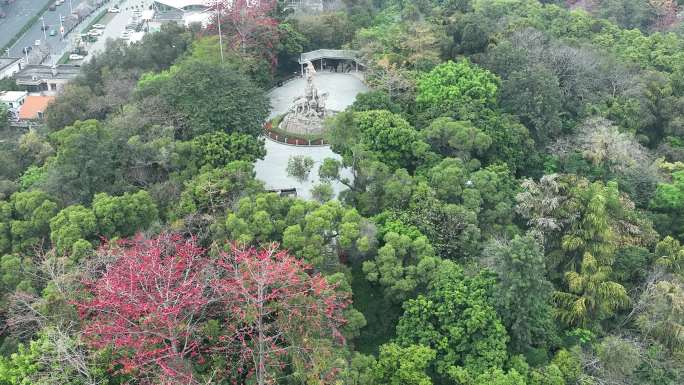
[553,252,630,326]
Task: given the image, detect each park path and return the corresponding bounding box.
[254,72,367,200]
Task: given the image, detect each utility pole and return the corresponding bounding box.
[216,0,224,63]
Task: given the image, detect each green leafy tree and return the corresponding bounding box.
[176,161,263,217]
[500,64,562,147]
[327,110,432,172]
[43,120,123,204]
[359,343,436,385]
[395,260,509,379]
[1,253,36,300]
[489,234,557,354]
[425,159,518,237]
[221,192,371,270]
[416,59,499,121]
[0,201,12,254]
[404,189,482,260]
[310,182,334,203]
[149,59,269,139]
[0,104,8,131]
[449,367,527,385]
[654,236,684,275]
[650,170,684,240]
[44,85,101,131]
[92,190,159,239]
[286,155,315,183]
[351,90,402,113]
[6,191,58,254]
[49,205,97,255]
[422,117,492,159]
[478,112,538,175]
[362,218,440,302]
[174,131,266,179]
[0,329,110,385]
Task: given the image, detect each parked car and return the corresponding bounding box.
[34,39,41,46]
[92,23,106,29]
[108,7,119,12]
[88,29,103,36]
[49,29,56,36]
[69,54,84,60]
[48,4,56,10]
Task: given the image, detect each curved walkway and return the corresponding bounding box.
[255,72,367,200]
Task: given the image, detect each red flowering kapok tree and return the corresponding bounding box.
[210,0,281,69]
[215,244,350,385]
[77,234,210,384]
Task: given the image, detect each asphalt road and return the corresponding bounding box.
[0,0,51,49]
[7,0,93,60]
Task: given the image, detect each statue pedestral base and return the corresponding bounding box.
[279,110,331,136]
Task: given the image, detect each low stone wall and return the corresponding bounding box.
[263,128,328,146]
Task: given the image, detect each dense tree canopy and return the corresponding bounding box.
[2,0,684,384]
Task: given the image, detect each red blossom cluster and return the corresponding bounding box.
[77,234,349,385]
[208,0,281,69]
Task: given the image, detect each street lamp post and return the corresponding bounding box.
[69,0,73,14]
[216,1,223,63]
[41,16,47,41]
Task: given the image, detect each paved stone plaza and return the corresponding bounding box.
[255,72,368,200]
[267,72,367,118]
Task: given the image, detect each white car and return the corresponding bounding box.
[108,7,120,12]
[34,39,41,46]
[92,23,106,29]
[69,54,84,60]
[88,29,103,36]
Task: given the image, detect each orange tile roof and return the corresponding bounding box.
[18,95,55,120]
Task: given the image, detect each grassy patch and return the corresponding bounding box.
[81,9,109,33]
[1,0,53,54]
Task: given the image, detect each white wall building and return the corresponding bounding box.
[0,57,24,79]
[151,0,213,27]
[0,91,28,110]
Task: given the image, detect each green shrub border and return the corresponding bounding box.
[57,50,69,64]
[1,0,54,54]
[81,8,108,33]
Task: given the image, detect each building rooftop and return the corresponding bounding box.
[15,64,81,85]
[18,95,54,120]
[0,57,22,71]
[0,91,27,102]
[299,49,359,64]
[154,0,210,10]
